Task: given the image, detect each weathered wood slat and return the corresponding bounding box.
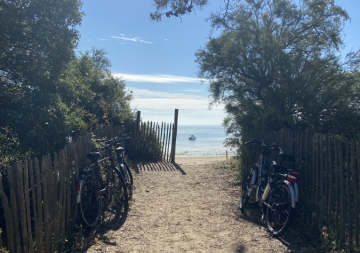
[0,172,15,253]
[41,155,51,252]
[53,152,62,250]
[345,142,352,248]
[58,148,66,240]
[319,136,324,225]
[160,122,165,160]
[327,136,333,229]
[67,142,75,233]
[334,138,340,238]
[166,124,172,161]
[351,142,358,249]
[356,142,360,249]
[24,160,34,253]
[339,140,345,242]
[7,164,21,253]
[14,161,28,253]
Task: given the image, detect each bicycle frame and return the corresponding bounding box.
[242,139,299,207]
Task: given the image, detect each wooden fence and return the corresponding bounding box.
[127,110,179,162]
[0,111,178,252]
[242,128,360,252]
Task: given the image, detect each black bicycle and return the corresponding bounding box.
[77,138,129,227]
[240,139,300,236]
[115,141,134,201]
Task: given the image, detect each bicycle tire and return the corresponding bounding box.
[266,183,294,236]
[239,167,257,211]
[79,172,103,227]
[110,167,129,215]
[123,161,133,200]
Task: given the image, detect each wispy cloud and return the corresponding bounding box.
[129,88,224,125]
[180,89,202,93]
[129,87,205,100]
[114,73,201,84]
[110,35,153,44]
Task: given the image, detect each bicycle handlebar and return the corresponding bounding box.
[244,138,282,151]
[96,132,133,146]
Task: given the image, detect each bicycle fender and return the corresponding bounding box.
[293,182,299,202]
[283,180,296,208]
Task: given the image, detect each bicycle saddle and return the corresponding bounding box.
[86,152,101,162]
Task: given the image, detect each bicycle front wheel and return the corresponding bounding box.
[110,167,129,215]
[239,167,256,212]
[266,183,294,236]
[79,172,103,227]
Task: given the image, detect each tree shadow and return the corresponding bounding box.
[233,243,246,253]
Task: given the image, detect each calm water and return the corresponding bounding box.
[175,125,235,156]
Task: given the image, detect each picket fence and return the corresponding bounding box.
[242,128,360,252]
[0,110,178,252]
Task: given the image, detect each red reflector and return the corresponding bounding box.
[286,175,297,183]
[75,183,80,192]
[290,171,300,179]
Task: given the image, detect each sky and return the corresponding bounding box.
[76,0,360,126]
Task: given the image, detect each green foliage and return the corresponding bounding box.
[0,0,83,162]
[0,1,135,165]
[195,0,360,142]
[57,48,135,135]
[130,126,163,160]
[150,0,208,21]
[0,247,9,253]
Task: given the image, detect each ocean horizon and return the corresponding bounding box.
[175,125,236,157]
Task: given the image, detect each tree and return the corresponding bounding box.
[57,49,135,136]
[0,0,82,160]
[194,0,360,139]
[150,0,209,21]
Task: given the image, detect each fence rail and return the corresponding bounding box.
[0,110,178,252]
[242,128,360,252]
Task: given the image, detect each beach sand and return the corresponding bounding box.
[85,156,312,253]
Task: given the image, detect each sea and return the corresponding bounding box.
[175,125,236,157]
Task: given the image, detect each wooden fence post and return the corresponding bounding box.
[134,111,141,157]
[170,109,179,163]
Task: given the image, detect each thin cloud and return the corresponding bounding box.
[114,73,201,84]
[129,87,206,100]
[129,88,223,112]
[180,89,202,93]
[110,35,153,44]
[129,88,224,125]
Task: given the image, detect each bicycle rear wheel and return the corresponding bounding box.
[110,167,129,215]
[266,183,294,236]
[79,172,103,227]
[123,161,133,200]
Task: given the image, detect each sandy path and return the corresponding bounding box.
[85,156,295,253]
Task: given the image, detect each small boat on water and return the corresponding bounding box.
[188,135,196,140]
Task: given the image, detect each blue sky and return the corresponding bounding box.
[76,0,360,126]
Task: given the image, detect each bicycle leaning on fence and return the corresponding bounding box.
[113,133,134,201]
[239,139,300,236]
[76,136,130,227]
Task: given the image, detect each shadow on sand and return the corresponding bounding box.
[131,160,187,175]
